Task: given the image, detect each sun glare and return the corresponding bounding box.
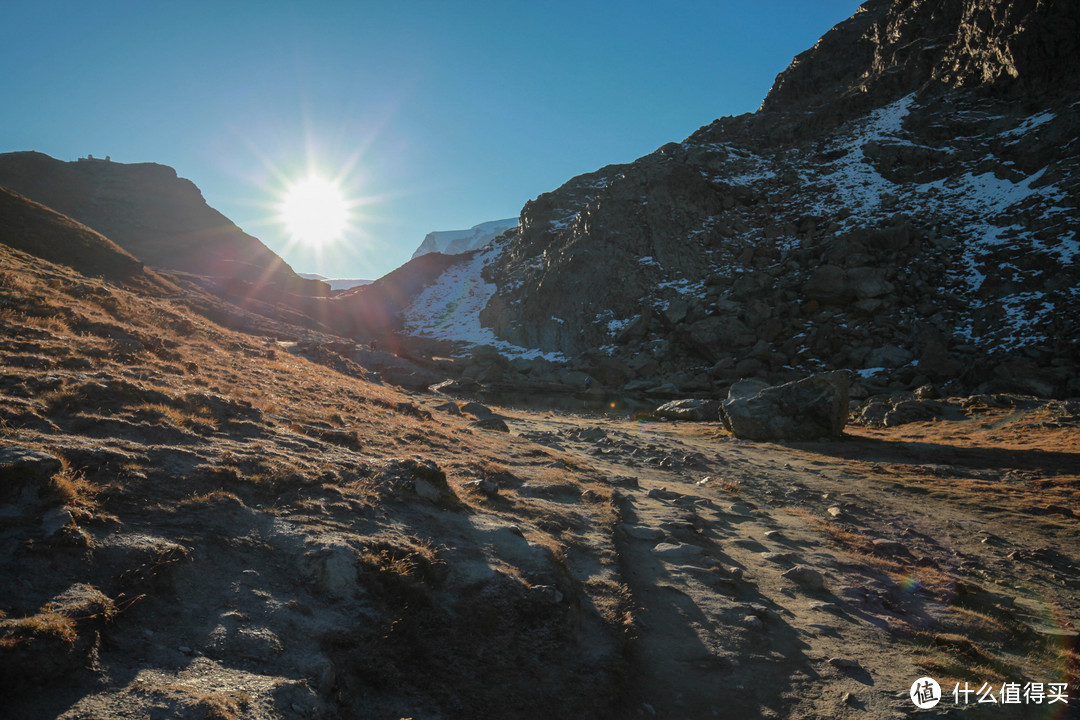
[279,176,349,247]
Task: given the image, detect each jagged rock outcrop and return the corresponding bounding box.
[761,0,1080,133]
[0,152,325,297]
[402,0,1080,398]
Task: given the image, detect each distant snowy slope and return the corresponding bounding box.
[401,236,564,361]
[299,273,372,291]
[410,218,518,259]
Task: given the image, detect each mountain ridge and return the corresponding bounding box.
[0,151,326,298]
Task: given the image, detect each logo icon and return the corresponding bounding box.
[910,677,942,709]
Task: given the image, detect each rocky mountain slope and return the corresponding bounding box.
[410,218,518,259]
[400,0,1080,399]
[0,152,326,298]
[0,187,166,291]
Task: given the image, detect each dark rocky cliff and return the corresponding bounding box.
[430,0,1080,398]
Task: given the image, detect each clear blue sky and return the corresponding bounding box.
[2,0,861,280]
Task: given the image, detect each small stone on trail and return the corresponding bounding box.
[782,565,825,591]
[609,474,639,487]
[531,584,564,604]
[41,506,74,538]
[871,538,908,556]
[0,445,63,482]
[623,524,665,541]
[742,615,763,630]
[652,543,708,564]
[412,478,442,502]
[827,506,843,518]
[647,487,683,501]
[463,479,498,497]
[829,657,861,670]
[470,416,509,432]
[460,401,493,417]
[434,401,461,415]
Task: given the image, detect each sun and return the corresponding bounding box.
[279,176,349,247]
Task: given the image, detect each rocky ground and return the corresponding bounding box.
[508,396,1080,719]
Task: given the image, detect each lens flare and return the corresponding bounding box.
[279,176,348,247]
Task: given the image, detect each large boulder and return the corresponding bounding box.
[720,373,849,441]
[801,265,854,304]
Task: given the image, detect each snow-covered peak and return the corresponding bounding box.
[410,218,518,259]
[298,273,373,291]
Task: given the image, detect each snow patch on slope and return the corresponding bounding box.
[402,243,564,361]
[792,94,1071,349]
[805,93,917,217]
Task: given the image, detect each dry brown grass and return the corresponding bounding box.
[49,466,100,516]
[583,577,636,635]
[913,630,1017,684]
[360,536,443,582]
[175,490,244,507]
[0,611,78,649]
[141,402,218,431]
[194,691,252,720]
[905,578,1069,686]
[0,270,36,293]
[0,306,71,335]
[526,530,570,568]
